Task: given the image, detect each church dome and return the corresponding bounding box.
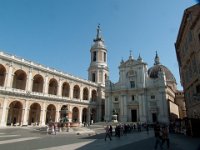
[148,52,176,83]
[148,64,176,82]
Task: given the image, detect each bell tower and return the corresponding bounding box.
[88,25,109,85]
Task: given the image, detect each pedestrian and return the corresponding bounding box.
[105,125,112,141]
[109,125,113,136]
[54,124,56,135]
[146,124,149,134]
[161,125,170,149]
[154,122,162,150]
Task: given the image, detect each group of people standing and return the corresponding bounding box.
[154,122,170,150]
[104,123,147,141]
[104,122,170,150]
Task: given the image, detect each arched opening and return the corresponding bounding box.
[60,105,70,122]
[7,101,23,126]
[62,82,70,97]
[82,108,87,123]
[83,87,89,100]
[72,107,79,122]
[48,78,58,95]
[32,74,44,93]
[46,104,56,124]
[28,103,41,125]
[73,85,80,99]
[92,90,97,101]
[12,70,27,90]
[0,64,6,86]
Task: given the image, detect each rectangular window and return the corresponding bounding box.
[130,81,135,88]
[132,95,135,101]
[115,97,118,102]
[92,73,95,82]
[93,51,96,62]
[104,52,106,62]
[151,95,155,99]
[198,33,200,42]
[196,85,200,94]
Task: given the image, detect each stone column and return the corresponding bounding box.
[88,88,92,101]
[138,95,143,122]
[58,79,62,97]
[140,94,147,123]
[96,70,99,84]
[55,105,60,122]
[120,95,127,122]
[5,62,13,88]
[26,68,33,91]
[22,100,29,126]
[105,95,111,121]
[161,91,169,123]
[43,74,49,94]
[79,107,83,124]
[87,107,91,124]
[0,98,8,127]
[80,86,83,100]
[40,103,46,126]
[69,83,74,99]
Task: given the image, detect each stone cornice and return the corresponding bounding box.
[0,51,98,87]
[0,87,97,106]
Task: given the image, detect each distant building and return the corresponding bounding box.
[175,4,200,120]
[105,52,185,124]
[0,25,108,127]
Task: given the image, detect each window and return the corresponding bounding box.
[196,84,200,94]
[104,52,106,62]
[132,95,135,101]
[92,73,96,82]
[151,95,155,99]
[198,33,200,42]
[130,81,135,88]
[93,51,96,61]
[115,97,118,102]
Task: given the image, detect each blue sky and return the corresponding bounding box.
[0,0,198,90]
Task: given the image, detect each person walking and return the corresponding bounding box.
[105,125,112,141]
[109,125,113,136]
[161,125,170,149]
[154,122,162,150]
[146,124,149,134]
[53,124,56,135]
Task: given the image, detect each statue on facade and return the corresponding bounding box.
[112,109,118,123]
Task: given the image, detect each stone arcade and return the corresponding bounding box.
[0,25,108,127]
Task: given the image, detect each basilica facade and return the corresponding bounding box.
[0,25,108,127]
[105,52,186,124]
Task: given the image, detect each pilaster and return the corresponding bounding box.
[22,100,29,126]
[5,62,13,88]
[0,97,8,127]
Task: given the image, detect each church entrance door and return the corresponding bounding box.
[131,109,137,122]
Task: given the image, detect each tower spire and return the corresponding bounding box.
[129,50,133,59]
[94,24,103,42]
[154,51,160,65]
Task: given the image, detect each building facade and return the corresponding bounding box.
[105,52,186,124]
[0,25,108,127]
[175,4,200,119]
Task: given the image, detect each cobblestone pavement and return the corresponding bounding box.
[0,125,199,150]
